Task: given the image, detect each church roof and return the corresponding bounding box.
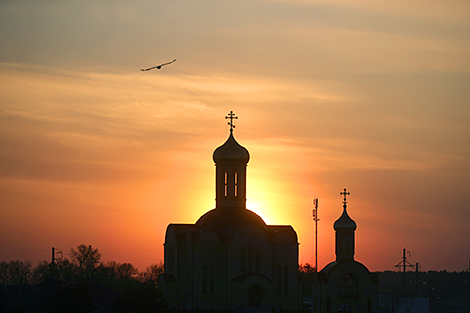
[167,210,298,244]
[318,260,378,284]
[195,207,267,242]
[212,131,250,165]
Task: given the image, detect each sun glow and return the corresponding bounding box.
[245,176,289,226]
[246,201,273,224]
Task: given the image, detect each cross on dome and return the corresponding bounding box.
[340,188,350,205]
[225,111,238,132]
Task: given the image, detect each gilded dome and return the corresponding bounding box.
[213,131,250,165]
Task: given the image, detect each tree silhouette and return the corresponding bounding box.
[70,244,101,272]
[0,260,35,312]
[139,261,164,284]
[106,261,139,280]
[0,260,33,286]
[0,246,170,312]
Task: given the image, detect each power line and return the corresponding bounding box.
[394,248,414,296]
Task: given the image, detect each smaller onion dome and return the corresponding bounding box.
[213,131,250,165]
[334,206,357,232]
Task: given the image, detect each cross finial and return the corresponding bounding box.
[225,111,238,132]
[340,188,350,205]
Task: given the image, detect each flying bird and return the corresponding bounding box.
[140,59,176,71]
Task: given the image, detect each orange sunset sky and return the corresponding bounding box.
[1,0,469,272]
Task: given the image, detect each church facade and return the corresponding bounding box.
[160,113,299,312]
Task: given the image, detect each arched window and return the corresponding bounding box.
[283,267,289,295]
[224,171,228,197]
[248,243,253,271]
[337,273,358,294]
[167,244,175,273]
[202,266,207,294]
[255,249,260,272]
[240,249,245,272]
[209,266,214,294]
[203,265,215,295]
[326,298,331,313]
[234,171,238,196]
[276,267,282,295]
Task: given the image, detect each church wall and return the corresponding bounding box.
[231,273,273,311]
[228,225,273,277]
[272,230,299,311]
[164,227,177,276]
[319,262,379,313]
[162,226,179,309]
[227,225,274,310]
[191,238,227,310]
[177,240,192,310]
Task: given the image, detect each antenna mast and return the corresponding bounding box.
[313,198,319,272]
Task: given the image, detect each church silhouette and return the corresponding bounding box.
[316,189,379,313]
[159,112,378,313]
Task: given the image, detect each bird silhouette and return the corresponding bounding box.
[141,59,176,71]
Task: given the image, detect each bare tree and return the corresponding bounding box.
[106,261,139,279]
[0,260,33,286]
[70,244,101,272]
[138,261,164,284]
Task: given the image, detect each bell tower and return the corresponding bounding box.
[212,111,250,210]
[334,188,357,261]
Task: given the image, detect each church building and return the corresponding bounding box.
[159,112,299,312]
[316,189,379,313]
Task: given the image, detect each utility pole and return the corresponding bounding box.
[51,247,56,279]
[51,247,63,279]
[415,262,420,296]
[312,198,320,313]
[313,198,319,273]
[395,248,414,296]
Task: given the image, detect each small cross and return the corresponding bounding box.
[225,111,238,131]
[340,188,350,204]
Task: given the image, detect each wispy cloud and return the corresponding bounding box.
[1,0,469,271]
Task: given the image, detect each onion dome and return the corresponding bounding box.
[334,206,357,232]
[213,131,250,165]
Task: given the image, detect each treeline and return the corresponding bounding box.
[0,244,165,313]
[2,256,468,313]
